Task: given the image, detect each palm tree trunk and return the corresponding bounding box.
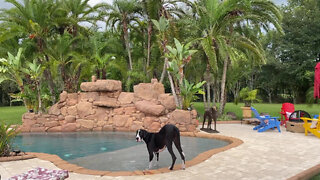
[123,20,133,70]
[203,86,207,109]
[147,22,152,70]
[219,57,228,115]
[207,82,211,108]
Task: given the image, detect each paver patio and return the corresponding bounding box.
[1,123,319,180]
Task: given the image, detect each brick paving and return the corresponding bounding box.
[1,124,319,180]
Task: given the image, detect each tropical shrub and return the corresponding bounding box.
[237,87,261,107]
[0,122,19,157]
[180,78,206,110]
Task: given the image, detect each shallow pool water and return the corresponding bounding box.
[13,132,229,171]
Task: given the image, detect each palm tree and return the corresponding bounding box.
[104,0,143,71]
[192,0,283,115]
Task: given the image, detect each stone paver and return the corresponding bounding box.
[1,124,319,180]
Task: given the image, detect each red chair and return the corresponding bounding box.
[280,103,295,127]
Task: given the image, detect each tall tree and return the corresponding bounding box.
[192,0,283,115]
[104,0,143,71]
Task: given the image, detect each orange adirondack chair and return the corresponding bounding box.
[280,103,295,127]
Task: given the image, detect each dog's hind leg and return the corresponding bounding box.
[173,137,186,170]
[202,116,206,129]
[166,141,176,170]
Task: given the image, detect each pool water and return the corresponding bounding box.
[13,132,137,160]
[13,132,229,171]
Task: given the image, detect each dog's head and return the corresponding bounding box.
[136,129,147,142]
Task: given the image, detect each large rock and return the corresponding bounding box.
[158,94,176,111]
[67,106,77,116]
[133,83,164,100]
[80,80,122,92]
[59,91,68,103]
[77,101,93,118]
[65,115,76,123]
[62,123,77,132]
[76,119,94,129]
[93,97,119,107]
[143,116,157,128]
[79,92,99,102]
[23,113,36,120]
[48,104,61,115]
[148,122,161,132]
[47,126,62,132]
[67,93,78,106]
[169,109,192,124]
[130,121,143,131]
[118,92,134,104]
[113,115,130,127]
[135,100,165,116]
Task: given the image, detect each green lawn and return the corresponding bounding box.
[0,106,27,125]
[1,103,320,125]
[193,102,320,121]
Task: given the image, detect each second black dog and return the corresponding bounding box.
[201,106,219,133]
[136,124,185,170]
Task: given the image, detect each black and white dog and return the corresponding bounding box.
[135,124,186,170]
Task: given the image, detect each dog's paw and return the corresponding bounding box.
[168,166,173,170]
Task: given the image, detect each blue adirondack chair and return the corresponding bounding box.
[251,107,281,133]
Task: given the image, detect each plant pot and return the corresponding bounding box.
[241,107,252,118]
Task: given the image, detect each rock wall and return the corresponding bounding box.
[21,79,198,133]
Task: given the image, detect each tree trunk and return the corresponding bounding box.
[160,57,167,83]
[123,20,133,71]
[43,69,56,103]
[37,81,42,114]
[219,57,228,115]
[203,86,207,110]
[166,64,179,108]
[146,22,152,71]
[206,82,211,108]
[268,91,272,103]
[211,84,216,106]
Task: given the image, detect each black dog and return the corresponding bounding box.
[136,124,185,170]
[202,106,218,132]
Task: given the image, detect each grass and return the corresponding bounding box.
[1,103,320,125]
[0,106,27,125]
[193,102,320,122]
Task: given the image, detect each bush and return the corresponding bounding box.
[0,122,19,157]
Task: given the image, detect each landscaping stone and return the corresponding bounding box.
[80,80,122,92]
[21,79,198,133]
[118,92,134,104]
[135,100,165,116]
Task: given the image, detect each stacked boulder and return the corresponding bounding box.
[21,79,198,133]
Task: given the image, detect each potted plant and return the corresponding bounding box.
[238,87,260,118]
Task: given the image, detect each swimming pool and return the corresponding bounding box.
[13,132,229,171]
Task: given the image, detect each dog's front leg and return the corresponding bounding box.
[153,152,159,167]
[148,150,154,169]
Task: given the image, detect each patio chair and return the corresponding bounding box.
[251,107,281,133]
[279,103,295,127]
[301,114,320,138]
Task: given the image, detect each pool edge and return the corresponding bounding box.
[25,132,243,176]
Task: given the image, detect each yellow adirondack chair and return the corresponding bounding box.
[301,114,320,138]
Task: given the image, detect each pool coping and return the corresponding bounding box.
[287,163,320,180]
[18,132,243,176]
